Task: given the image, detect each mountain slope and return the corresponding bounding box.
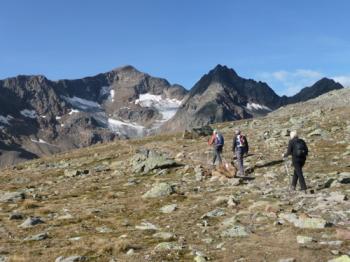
[0,66,187,166]
[0,88,348,261]
[281,77,344,105]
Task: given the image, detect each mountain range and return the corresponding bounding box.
[0,64,344,166]
[161,65,343,131]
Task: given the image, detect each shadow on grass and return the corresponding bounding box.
[245,159,284,175]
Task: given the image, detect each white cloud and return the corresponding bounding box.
[333,75,350,87]
[257,69,350,96]
[272,70,289,81]
[257,69,324,96]
[295,69,323,79]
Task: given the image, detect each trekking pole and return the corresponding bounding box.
[283,157,290,176]
[283,157,293,187]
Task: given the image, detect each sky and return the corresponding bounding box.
[0,0,349,96]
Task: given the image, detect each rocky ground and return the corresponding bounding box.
[0,89,349,262]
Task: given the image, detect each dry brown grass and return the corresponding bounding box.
[8,255,28,262]
[20,199,40,209]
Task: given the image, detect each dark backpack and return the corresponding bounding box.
[216,133,224,146]
[294,139,308,158]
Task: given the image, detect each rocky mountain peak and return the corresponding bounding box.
[210,64,238,78]
[286,77,344,104]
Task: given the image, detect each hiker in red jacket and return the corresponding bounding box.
[208,129,224,166]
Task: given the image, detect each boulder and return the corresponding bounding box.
[339,172,350,184]
[160,204,178,214]
[152,232,176,241]
[308,129,329,138]
[24,232,48,241]
[55,256,86,262]
[154,242,182,251]
[328,255,350,262]
[132,150,179,174]
[194,255,207,262]
[201,208,225,219]
[9,213,24,220]
[278,259,296,262]
[64,169,89,178]
[294,217,330,229]
[135,222,159,231]
[19,217,44,228]
[183,126,213,139]
[296,235,314,245]
[221,225,249,238]
[279,213,330,229]
[0,191,25,203]
[142,183,175,198]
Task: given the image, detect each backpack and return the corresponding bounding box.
[215,133,224,146]
[236,135,246,148]
[294,139,308,158]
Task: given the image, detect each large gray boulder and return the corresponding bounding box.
[19,217,44,228]
[221,225,250,238]
[132,149,179,174]
[142,183,175,198]
[0,191,25,203]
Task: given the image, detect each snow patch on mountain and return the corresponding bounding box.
[246,103,272,111]
[30,138,59,147]
[108,118,145,137]
[31,138,49,144]
[135,93,182,122]
[21,109,37,119]
[0,115,13,125]
[68,109,80,115]
[110,90,115,102]
[99,86,115,102]
[62,96,101,111]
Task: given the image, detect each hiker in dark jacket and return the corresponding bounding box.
[208,129,224,166]
[283,130,308,192]
[232,129,249,176]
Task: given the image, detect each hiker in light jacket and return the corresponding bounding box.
[283,130,308,193]
[208,129,224,166]
[232,129,249,176]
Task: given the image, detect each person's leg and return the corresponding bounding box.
[291,167,298,190]
[217,146,223,165]
[212,148,218,165]
[295,161,307,190]
[236,150,244,176]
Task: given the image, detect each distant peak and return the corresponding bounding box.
[209,64,238,77]
[112,65,140,73]
[315,77,334,83]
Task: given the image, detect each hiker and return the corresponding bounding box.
[283,130,308,193]
[208,129,224,166]
[232,129,249,176]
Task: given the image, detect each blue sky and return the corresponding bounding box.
[1,0,349,95]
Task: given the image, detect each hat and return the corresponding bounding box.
[290,130,298,139]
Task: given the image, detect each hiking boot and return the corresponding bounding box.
[289,186,296,192]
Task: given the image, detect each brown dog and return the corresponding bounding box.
[211,161,237,178]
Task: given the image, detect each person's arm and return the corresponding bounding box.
[232,136,236,152]
[283,140,293,158]
[244,137,249,155]
[305,141,309,156]
[208,134,215,145]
